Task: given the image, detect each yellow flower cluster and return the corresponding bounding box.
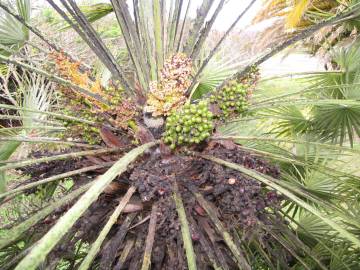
[51,52,110,110]
[145,53,192,117]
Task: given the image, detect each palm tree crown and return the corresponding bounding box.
[0,0,360,269]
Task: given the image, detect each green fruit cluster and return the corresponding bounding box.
[105,85,123,107]
[163,101,214,149]
[61,95,102,145]
[210,81,248,119]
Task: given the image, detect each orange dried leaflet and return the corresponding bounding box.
[50,52,138,131]
[50,52,110,110]
[145,53,192,117]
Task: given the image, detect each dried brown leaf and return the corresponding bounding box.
[135,124,155,144]
[100,126,125,148]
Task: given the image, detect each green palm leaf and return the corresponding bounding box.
[57,3,114,30]
[0,141,21,193]
[192,53,245,100]
[312,104,360,146]
[0,70,56,193]
[0,0,30,55]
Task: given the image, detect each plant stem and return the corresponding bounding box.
[47,0,132,93]
[212,136,360,154]
[186,184,251,270]
[249,98,360,111]
[172,181,197,270]
[259,70,343,82]
[252,83,360,105]
[0,115,61,126]
[0,162,115,200]
[0,137,101,149]
[190,0,226,60]
[186,0,257,96]
[140,203,158,270]
[0,148,122,171]
[153,0,164,78]
[0,182,92,249]
[0,103,97,125]
[183,0,214,55]
[111,0,149,90]
[176,0,191,52]
[78,186,136,270]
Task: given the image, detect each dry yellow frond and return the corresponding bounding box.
[254,0,340,31]
[253,0,287,23]
[286,0,311,29]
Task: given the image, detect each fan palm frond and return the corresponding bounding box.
[0,0,30,56]
[296,42,360,146]
[191,52,247,100]
[0,68,57,193]
[57,3,114,30]
[311,103,360,146]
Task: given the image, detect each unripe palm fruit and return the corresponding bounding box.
[209,81,250,119]
[163,101,214,148]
